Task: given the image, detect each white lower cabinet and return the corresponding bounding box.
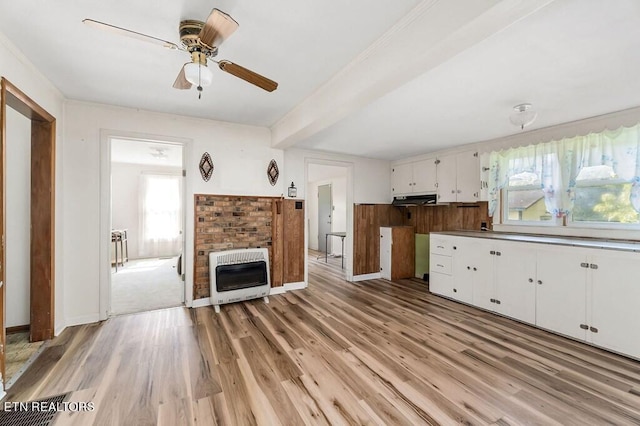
[535,246,589,341]
[429,234,640,360]
[493,242,537,325]
[589,250,640,358]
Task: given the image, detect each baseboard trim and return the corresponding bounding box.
[269,286,286,295]
[64,314,101,328]
[55,324,66,337]
[6,324,29,335]
[351,272,381,282]
[284,281,306,291]
[192,298,212,308]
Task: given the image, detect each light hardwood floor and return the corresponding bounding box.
[4,255,640,425]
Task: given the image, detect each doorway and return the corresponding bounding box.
[307,164,348,272]
[108,138,185,316]
[0,78,56,390]
[318,184,332,254]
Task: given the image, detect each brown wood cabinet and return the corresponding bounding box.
[380,226,415,280]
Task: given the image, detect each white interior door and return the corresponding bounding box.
[318,184,332,254]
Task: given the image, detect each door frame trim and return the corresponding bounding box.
[0,77,56,388]
[99,130,192,320]
[304,158,354,281]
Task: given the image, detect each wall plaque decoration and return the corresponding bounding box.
[267,159,279,186]
[199,152,214,181]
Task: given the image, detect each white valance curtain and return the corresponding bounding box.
[488,124,640,217]
[138,173,183,258]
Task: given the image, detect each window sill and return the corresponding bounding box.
[493,223,640,242]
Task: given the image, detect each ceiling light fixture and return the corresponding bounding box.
[150,147,168,159]
[509,103,538,130]
[184,50,213,99]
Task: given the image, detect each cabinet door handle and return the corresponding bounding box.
[451,190,456,194]
[467,266,471,270]
[537,280,542,285]
[453,246,457,250]
[580,262,589,268]
[473,267,477,271]
[457,190,462,193]
[590,326,599,333]
[453,288,457,293]
[528,278,533,283]
[495,300,501,305]
[436,264,444,268]
[495,251,501,256]
[437,245,444,249]
[590,264,598,270]
[580,324,589,330]
[490,250,496,255]
[490,298,496,303]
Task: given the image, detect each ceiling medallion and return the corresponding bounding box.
[199,152,214,181]
[267,159,279,186]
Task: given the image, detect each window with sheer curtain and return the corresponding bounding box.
[138,174,182,257]
[488,124,640,228]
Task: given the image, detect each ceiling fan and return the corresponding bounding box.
[83,8,278,98]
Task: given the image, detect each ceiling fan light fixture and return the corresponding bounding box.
[509,103,538,130]
[184,62,213,87]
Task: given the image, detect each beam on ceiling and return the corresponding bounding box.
[270,0,556,150]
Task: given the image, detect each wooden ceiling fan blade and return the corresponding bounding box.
[218,60,278,92]
[83,19,180,50]
[173,64,192,90]
[198,9,239,49]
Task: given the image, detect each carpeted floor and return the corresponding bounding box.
[111,257,184,315]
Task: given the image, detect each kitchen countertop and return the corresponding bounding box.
[431,230,640,253]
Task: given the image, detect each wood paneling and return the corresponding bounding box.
[270,199,284,287]
[402,202,491,234]
[390,226,415,280]
[6,255,640,425]
[283,199,304,284]
[30,120,55,342]
[353,204,404,276]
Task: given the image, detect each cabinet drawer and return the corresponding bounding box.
[431,238,454,256]
[430,254,452,275]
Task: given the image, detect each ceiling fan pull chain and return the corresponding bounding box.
[197,85,203,99]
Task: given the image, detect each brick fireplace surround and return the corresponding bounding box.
[194,195,275,300]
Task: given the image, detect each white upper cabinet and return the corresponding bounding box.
[391,158,437,196]
[436,151,481,203]
[479,152,490,202]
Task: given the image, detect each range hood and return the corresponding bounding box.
[392,194,437,206]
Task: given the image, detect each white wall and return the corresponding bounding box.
[64,101,283,325]
[0,31,66,334]
[111,162,182,260]
[5,107,31,327]
[284,149,390,203]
